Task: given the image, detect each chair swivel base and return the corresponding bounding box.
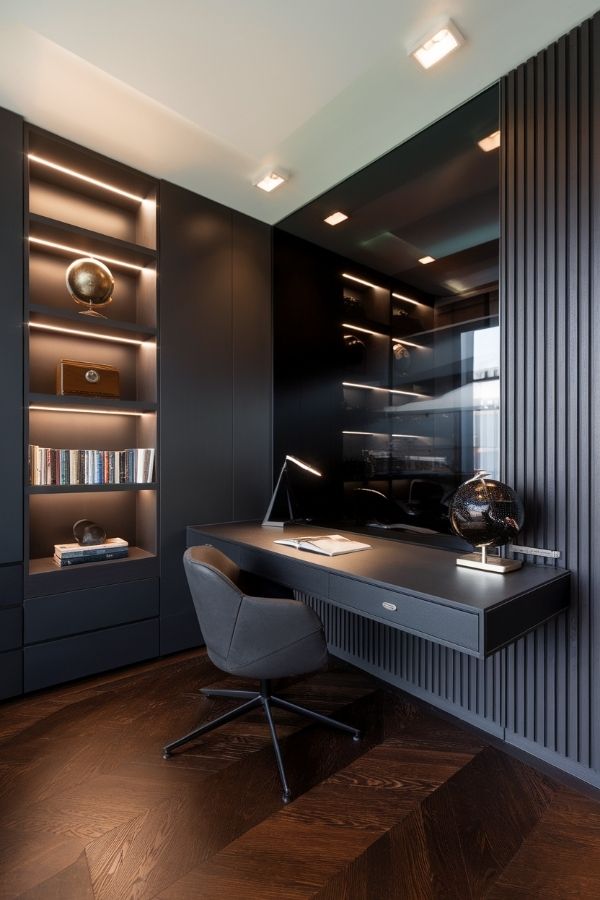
[162,679,361,803]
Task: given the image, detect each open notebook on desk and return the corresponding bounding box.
[274,534,371,556]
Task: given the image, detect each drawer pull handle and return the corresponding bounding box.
[382,601,397,612]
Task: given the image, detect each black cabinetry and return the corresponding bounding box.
[0,108,24,698]
[159,183,272,653]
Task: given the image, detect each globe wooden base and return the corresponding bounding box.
[457,546,522,574]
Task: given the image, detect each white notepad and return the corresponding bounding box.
[274,534,371,556]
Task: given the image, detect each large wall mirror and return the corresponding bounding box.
[273,84,500,548]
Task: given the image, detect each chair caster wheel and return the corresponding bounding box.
[352,732,362,742]
[162,750,172,760]
[282,790,292,804]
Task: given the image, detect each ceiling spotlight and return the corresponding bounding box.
[254,171,287,193]
[418,255,435,265]
[410,20,464,70]
[324,211,349,226]
[478,130,501,152]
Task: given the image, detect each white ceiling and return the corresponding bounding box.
[0,0,598,224]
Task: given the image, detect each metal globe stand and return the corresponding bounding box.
[456,544,522,574]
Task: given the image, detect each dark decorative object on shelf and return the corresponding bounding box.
[56,359,120,398]
[393,341,411,374]
[73,518,106,546]
[449,471,524,573]
[343,333,366,364]
[65,257,114,318]
[343,295,364,318]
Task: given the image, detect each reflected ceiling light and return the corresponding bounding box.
[410,20,464,70]
[342,381,428,398]
[27,154,152,204]
[324,211,349,226]
[478,130,501,152]
[342,273,381,290]
[392,434,429,439]
[342,323,386,338]
[343,431,386,436]
[254,171,287,192]
[418,256,435,265]
[392,292,421,306]
[285,455,322,477]
[392,337,427,350]
[28,237,146,272]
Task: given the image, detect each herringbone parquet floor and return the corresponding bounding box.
[0,650,598,899]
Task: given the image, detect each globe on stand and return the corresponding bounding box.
[449,471,525,574]
[65,257,114,318]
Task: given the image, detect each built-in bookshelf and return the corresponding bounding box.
[25,127,159,589]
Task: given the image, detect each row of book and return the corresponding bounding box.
[29,445,155,486]
[53,537,128,567]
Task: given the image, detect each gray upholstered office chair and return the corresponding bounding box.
[162,545,360,802]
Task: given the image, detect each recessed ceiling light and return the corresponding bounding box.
[478,130,501,152]
[254,171,287,193]
[410,20,464,70]
[324,211,349,226]
[418,255,435,265]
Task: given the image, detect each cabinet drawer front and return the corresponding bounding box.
[238,548,329,598]
[24,618,159,692]
[329,575,480,653]
[0,607,22,652]
[0,649,22,699]
[25,578,159,644]
[0,564,22,609]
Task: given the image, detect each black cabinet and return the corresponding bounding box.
[159,183,272,653]
[0,108,23,565]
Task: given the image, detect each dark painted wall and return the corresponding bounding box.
[499,13,600,781]
[159,183,272,653]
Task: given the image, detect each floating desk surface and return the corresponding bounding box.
[186,523,570,659]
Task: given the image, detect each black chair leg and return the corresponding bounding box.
[271,696,361,741]
[261,697,291,804]
[201,688,257,700]
[163,696,261,758]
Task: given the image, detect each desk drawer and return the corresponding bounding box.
[25,578,159,644]
[238,548,329,598]
[329,574,480,653]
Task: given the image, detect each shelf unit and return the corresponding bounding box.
[340,272,434,496]
[25,127,159,595]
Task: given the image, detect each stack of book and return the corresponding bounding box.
[53,538,129,567]
[29,446,155,486]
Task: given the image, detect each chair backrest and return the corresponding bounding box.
[183,545,244,669]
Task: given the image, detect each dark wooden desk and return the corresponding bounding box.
[187,523,570,659]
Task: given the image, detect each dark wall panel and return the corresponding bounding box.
[159,183,272,653]
[0,108,23,564]
[232,215,272,520]
[500,15,599,781]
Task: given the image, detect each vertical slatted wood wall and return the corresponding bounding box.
[302,13,600,787]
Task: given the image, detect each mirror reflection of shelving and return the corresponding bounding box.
[340,270,499,534]
[25,128,159,580]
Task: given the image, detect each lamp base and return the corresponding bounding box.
[457,548,522,574]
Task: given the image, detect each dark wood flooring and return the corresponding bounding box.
[0,650,598,899]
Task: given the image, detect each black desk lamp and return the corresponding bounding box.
[262,455,322,528]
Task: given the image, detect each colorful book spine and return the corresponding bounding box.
[28,447,156,486]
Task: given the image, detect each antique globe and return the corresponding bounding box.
[66,257,114,317]
[449,472,525,573]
